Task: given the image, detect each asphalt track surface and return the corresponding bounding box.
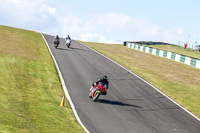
[43,34,200,133]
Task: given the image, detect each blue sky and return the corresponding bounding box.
[0,0,199,45]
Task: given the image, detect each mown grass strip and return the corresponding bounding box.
[0,25,85,133]
[80,41,200,119]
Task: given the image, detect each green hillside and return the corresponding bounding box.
[1,24,199,132]
[80,41,200,119]
[0,25,85,133]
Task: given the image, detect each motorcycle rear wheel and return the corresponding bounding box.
[67,43,70,48]
[54,44,58,49]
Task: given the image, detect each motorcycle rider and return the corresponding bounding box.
[90,76,109,95]
[65,35,71,47]
[65,35,71,42]
[66,35,71,40]
[54,35,60,42]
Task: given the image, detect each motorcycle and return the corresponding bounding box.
[53,39,60,49]
[89,82,107,101]
[66,39,71,48]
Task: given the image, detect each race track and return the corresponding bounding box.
[42,34,200,133]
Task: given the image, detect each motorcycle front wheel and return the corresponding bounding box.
[93,91,100,101]
[66,43,70,48]
[89,92,92,98]
[54,44,58,49]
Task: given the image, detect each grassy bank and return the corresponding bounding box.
[0,25,85,133]
[80,41,200,119]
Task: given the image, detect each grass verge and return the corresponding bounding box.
[80,41,200,119]
[0,25,85,133]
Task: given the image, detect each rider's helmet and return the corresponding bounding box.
[56,35,59,38]
[102,76,108,82]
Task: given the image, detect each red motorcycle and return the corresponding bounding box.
[89,82,107,101]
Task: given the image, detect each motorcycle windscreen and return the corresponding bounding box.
[66,39,71,43]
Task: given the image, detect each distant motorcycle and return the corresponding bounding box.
[65,39,71,48]
[89,82,107,101]
[53,39,60,49]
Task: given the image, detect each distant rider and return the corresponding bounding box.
[65,35,71,42]
[65,35,71,47]
[54,35,60,43]
[90,76,109,95]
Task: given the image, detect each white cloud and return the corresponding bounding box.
[12,0,21,4]
[95,13,132,33]
[73,13,187,44]
[58,14,82,38]
[40,5,56,16]
[79,33,105,42]
[0,1,189,44]
[0,0,56,29]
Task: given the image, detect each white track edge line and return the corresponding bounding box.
[78,41,200,122]
[41,34,90,133]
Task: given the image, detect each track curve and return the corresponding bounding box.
[43,34,200,133]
